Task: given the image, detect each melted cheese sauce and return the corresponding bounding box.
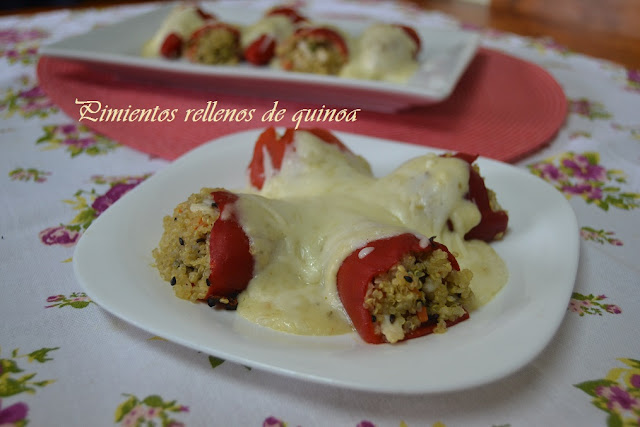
[240,15,295,48]
[142,5,205,57]
[340,23,419,83]
[236,132,508,335]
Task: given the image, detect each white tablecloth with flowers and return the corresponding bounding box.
[1,1,639,426]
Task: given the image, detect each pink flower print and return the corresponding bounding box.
[569,292,622,316]
[62,137,94,149]
[145,407,161,419]
[167,423,185,427]
[568,299,583,313]
[91,183,138,215]
[631,374,640,388]
[562,183,603,200]
[597,386,640,412]
[58,124,77,134]
[605,304,622,314]
[0,29,47,44]
[17,85,54,114]
[18,86,44,99]
[46,295,63,303]
[580,228,595,240]
[570,99,590,116]
[36,123,120,156]
[263,416,286,427]
[357,422,376,427]
[562,155,607,181]
[627,69,640,92]
[39,226,80,247]
[536,163,566,182]
[0,400,28,425]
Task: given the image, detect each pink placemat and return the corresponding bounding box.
[37,48,567,162]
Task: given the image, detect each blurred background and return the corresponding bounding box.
[1,0,638,69]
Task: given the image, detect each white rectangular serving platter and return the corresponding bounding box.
[40,2,480,112]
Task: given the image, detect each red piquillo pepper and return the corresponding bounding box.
[247,127,353,189]
[395,24,421,58]
[445,153,509,242]
[266,6,307,24]
[244,34,277,65]
[205,190,254,305]
[336,233,469,344]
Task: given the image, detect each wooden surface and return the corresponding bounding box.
[415,0,640,69]
[2,0,639,69]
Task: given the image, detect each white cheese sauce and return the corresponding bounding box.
[236,131,508,335]
[340,23,419,83]
[141,5,206,58]
[240,15,294,49]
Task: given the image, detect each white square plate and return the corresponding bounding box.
[40,3,480,112]
[73,129,579,394]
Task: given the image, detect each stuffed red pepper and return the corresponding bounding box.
[337,233,473,344]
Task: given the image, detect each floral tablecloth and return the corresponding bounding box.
[1,1,639,426]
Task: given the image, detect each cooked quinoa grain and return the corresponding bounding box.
[277,35,347,75]
[363,249,474,343]
[152,188,219,302]
[186,27,241,65]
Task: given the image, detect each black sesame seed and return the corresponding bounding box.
[179,237,184,246]
[420,275,427,284]
[170,277,176,286]
[196,238,206,243]
[211,202,218,208]
[428,313,439,323]
[206,278,211,287]
[389,314,396,324]
[371,315,377,323]
[174,217,177,221]
[207,297,219,307]
[404,275,413,283]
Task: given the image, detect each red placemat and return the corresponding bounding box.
[37,48,567,163]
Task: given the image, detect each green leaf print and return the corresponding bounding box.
[575,358,640,426]
[35,123,119,157]
[0,78,58,119]
[1,359,23,374]
[143,395,165,408]
[114,395,139,422]
[27,347,58,363]
[209,355,225,369]
[0,346,58,398]
[69,301,91,309]
[607,413,624,427]
[8,167,51,183]
[619,359,640,369]
[528,152,640,211]
[114,393,189,426]
[575,380,619,397]
[45,292,94,309]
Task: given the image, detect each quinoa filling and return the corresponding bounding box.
[187,28,241,65]
[152,188,219,302]
[278,37,346,75]
[363,249,474,343]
